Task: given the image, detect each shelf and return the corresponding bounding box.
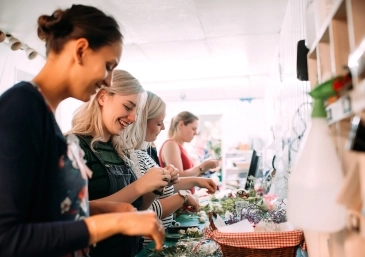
[326,80,365,124]
[308,0,346,58]
[226,167,248,175]
[225,150,252,159]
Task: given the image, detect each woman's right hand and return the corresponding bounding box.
[140,167,171,193]
[117,211,165,250]
[86,210,165,250]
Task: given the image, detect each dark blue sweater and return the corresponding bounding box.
[0,82,89,257]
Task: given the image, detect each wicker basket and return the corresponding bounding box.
[205,212,304,257]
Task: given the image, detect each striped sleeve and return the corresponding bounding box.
[149,199,162,219]
[160,185,174,199]
[135,150,175,228]
[135,150,158,172]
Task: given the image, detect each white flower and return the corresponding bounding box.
[213,202,222,208]
[225,211,233,220]
[198,210,206,217]
[187,227,200,235]
[199,216,207,223]
[179,230,186,234]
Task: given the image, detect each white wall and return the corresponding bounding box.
[154,98,269,153]
[0,43,77,128]
[56,98,84,133]
[0,44,45,94]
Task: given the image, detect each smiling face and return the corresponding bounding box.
[98,91,139,137]
[69,41,122,102]
[179,119,198,143]
[145,110,166,142]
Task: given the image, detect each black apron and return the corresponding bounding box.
[78,136,143,257]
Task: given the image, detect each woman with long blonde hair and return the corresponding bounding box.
[69,70,173,257]
[129,91,217,246]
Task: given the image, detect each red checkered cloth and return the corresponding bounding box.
[204,228,304,249]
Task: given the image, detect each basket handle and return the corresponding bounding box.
[208,211,218,231]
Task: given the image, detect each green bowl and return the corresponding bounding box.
[165,234,184,242]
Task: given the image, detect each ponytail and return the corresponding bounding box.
[168,116,176,138]
[168,111,198,138]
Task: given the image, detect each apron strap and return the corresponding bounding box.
[76,135,138,195]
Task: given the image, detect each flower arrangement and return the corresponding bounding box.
[200,176,287,226]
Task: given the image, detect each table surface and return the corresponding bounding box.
[136,212,307,257]
[136,213,208,257]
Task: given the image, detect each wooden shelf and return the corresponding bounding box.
[347,0,365,51]
[308,0,346,57]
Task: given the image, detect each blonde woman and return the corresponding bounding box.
[129,91,217,245]
[159,111,220,193]
[69,70,172,257]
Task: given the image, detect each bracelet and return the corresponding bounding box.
[153,188,165,196]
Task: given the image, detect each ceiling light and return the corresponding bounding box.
[6,34,22,50]
[21,44,38,60]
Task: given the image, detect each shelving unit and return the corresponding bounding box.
[306,0,365,256]
[222,150,252,189]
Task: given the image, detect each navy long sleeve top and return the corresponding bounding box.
[0,82,89,257]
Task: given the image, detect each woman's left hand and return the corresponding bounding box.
[165,164,180,186]
[195,178,217,194]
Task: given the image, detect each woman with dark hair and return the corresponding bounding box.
[0,5,164,257]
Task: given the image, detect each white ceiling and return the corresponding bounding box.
[0,0,288,96]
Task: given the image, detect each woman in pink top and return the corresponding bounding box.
[159,111,219,193]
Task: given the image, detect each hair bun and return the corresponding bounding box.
[37,9,73,42]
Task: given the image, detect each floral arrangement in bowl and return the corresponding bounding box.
[200,176,287,226]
